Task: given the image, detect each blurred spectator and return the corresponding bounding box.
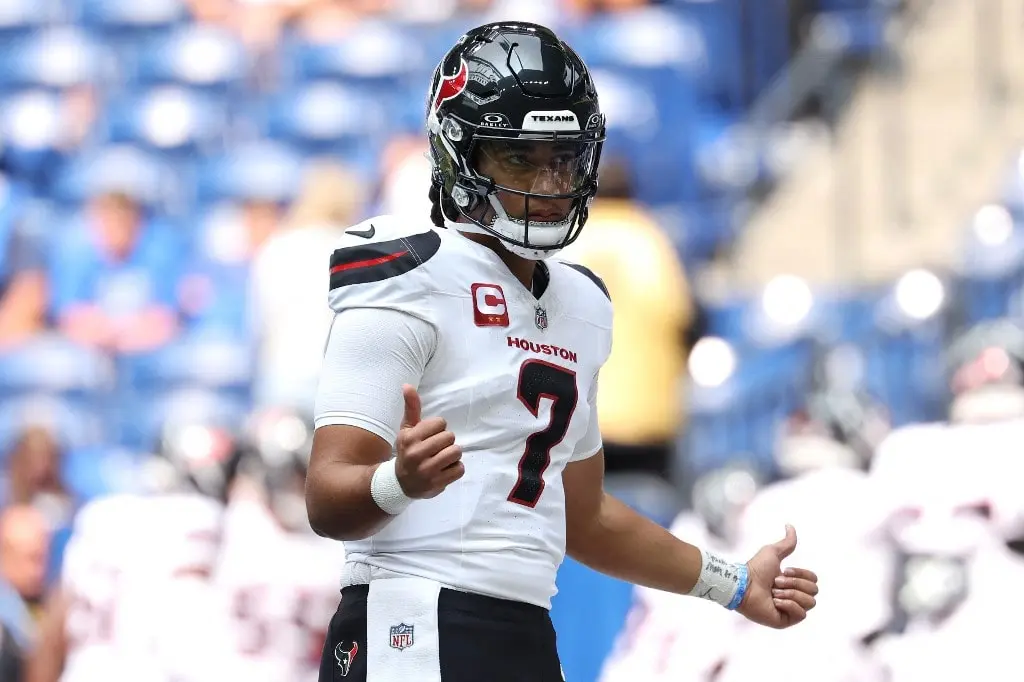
[563,0,649,17]
[181,188,292,336]
[378,135,433,220]
[48,187,185,354]
[558,159,695,477]
[250,161,367,412]
[0,506,51,651]
[4,427,73,532]
[287,0,367,43]
[0,179,47,348]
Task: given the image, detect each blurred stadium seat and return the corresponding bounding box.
[193,140,303,207]
[0,26,105,93]
[259,81,384,172]
[130,24,248,94]
[0,336,114,401]
[0,0,66,39]
[0,394,106,455]
[102,87,230,159]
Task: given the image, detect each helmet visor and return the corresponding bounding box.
[472,138,599,196]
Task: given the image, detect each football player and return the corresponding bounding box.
[26,422,243,682]
[216,409,342,682]
[306,21,820,682]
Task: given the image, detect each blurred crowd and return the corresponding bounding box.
[4,0,1016,681]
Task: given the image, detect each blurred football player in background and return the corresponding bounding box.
[217,409,342,682]
[26,421,243,682]
[557,159,697,480]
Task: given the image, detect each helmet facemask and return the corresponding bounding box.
[430,113,605,260]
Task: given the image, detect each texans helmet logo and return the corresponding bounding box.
[432,58,469,114]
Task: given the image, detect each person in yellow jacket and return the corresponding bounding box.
[558,162,697,477]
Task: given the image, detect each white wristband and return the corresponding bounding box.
[370,458,413,515]
[687,549,749,610]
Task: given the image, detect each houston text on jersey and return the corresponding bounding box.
[507,336,578,363]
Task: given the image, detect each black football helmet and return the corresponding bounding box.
[427,22,606,260]
[946,318,1024,422]
[241,407,313,533]
[777,345,891,474]
[142,421,245,504]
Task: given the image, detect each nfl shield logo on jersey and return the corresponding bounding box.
[390,623,414,651]
[535,305,548,330]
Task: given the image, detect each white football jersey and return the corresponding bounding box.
[717,629,888,682]
[216,501,344,682]
[60,494,158,682]
[871,421,1024,553]
[60,493,227,682]
[875,544,1024,681]
[316,216,613,608]
[735,469,897,641]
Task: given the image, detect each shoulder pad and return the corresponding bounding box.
[329,217,441,291]
[558,261,611,301]
[871,422,945,475]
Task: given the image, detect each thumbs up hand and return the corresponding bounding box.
[737,525,819,629]
[394,384,465,499]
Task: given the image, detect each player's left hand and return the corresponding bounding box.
[737,525,818,629]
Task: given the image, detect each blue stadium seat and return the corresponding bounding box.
[194,141,303,207]
[666,0,745,110]
[75,0,186,33]
[684,341,811,477]
[116,387,250,450]
[0,335,114,401]
[0,26,105,93]
[703,277,948,428]
[395,19,471,83]
[669,0,794,109]
[650,195,742,267]
[810,8,890,56]
[131,25,248,94]
[0,395,106,457]
[120,330,253,396]
[102,86,228,157]
[0,90,69,184]
[588,67,701,204]
[815,0,885,11]
[51,144,174,210]
[566,8,709,77]
[283,20,423,89]
[260,81,385,167]
[956,220,1024,326]
[743,0,792,99]
[0,0,66,39]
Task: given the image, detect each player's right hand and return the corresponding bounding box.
[394,384,465,499]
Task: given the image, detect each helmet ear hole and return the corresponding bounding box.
[451,185,472,208]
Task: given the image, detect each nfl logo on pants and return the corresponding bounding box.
[390,623,414,651]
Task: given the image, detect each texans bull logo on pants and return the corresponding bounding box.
[335,641,358,677]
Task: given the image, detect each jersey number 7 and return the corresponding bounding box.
[508,360,579,507]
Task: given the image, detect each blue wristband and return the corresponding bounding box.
[726,564,749,611]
